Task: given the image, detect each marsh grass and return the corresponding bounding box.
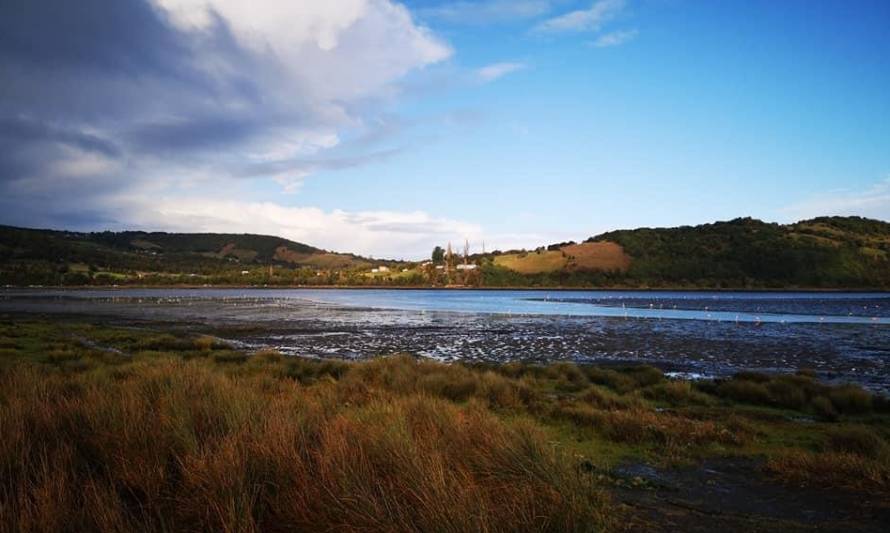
[1,318,889,531]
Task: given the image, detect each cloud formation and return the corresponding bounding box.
[591,28,638,47]
[419,0,553,25]
[113,195,484,259]
[535,0,625,34]
[781,178,890,222]
[476,62,527,82]
[0,0,471,254]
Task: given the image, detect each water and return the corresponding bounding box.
[2,288,889,391]
[4,288,889,324]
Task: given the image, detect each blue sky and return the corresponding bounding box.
[1,1,888,258]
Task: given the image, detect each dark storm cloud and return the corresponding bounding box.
[0,117,120,158]
[0,0,281,175]
[0,0,188,76]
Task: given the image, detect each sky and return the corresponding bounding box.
[1,0,889,259]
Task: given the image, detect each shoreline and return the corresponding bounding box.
[4,284,890,293]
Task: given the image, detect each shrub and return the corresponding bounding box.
[547,362,587,383]
[826,426,888,459]
[644,381,713,406]
[625,365,665,388]
[581,385,635,410]
[810,395,838,421]
[135,334,193,351]
[829,384,873,415]
[767,379,807,410]
[874,394,890,414]
[418,372,477,402]
[193,335,216,352]
[251,349,284,364]
[286,357,350,384]
[717,379,772,405]
[211,351,250,364]
[733,371,772,383]
[584,368,636,394]
[796,368,818,379]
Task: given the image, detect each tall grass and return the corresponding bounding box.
[0,357,613,532]
[3,320,890,531]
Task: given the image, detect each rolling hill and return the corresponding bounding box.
[1,216,889,288]
[481,216,890,289]
[0,225,376,285]
[581,216,890,288]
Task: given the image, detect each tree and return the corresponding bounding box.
[431,246,445,264]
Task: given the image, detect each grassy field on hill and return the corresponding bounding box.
[493,242,631,275]
[2,317,889,531]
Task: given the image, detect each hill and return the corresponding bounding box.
[0,225,375,285]
[479,216,890,289]
[1,216,889,288]
[582,216,890,288]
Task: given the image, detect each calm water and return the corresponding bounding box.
[2,288,889,390]
[4,288,890,324]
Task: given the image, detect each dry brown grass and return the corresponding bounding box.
[273,246,368,269]
[4,319,890,531]
[561,242,631,272]
[0,358,613,532]
[494,250,568,274]
[766,450,890,493]
[492,242,631,275]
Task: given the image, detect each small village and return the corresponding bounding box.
[368,240,481,287]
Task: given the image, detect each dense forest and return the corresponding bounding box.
[586,217,890,288]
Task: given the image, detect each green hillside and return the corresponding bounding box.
[0,225,375,286]
[583,216,890,288]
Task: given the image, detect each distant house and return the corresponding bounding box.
[456,264,478,271]
[435,265,444,270]
[377,266,390,273]
[401,268,409,272]
[371,268,379,273]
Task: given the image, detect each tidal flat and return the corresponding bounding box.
[2,288,889,392]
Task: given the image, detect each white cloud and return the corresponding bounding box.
[1,0,460,250]
[781,178,890,222]
[476,62,527,82]
[153,0,451,112]
[591,28,637,47]
[534,0,625,34]
[116,196,484,259]
[420,0,553,24]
